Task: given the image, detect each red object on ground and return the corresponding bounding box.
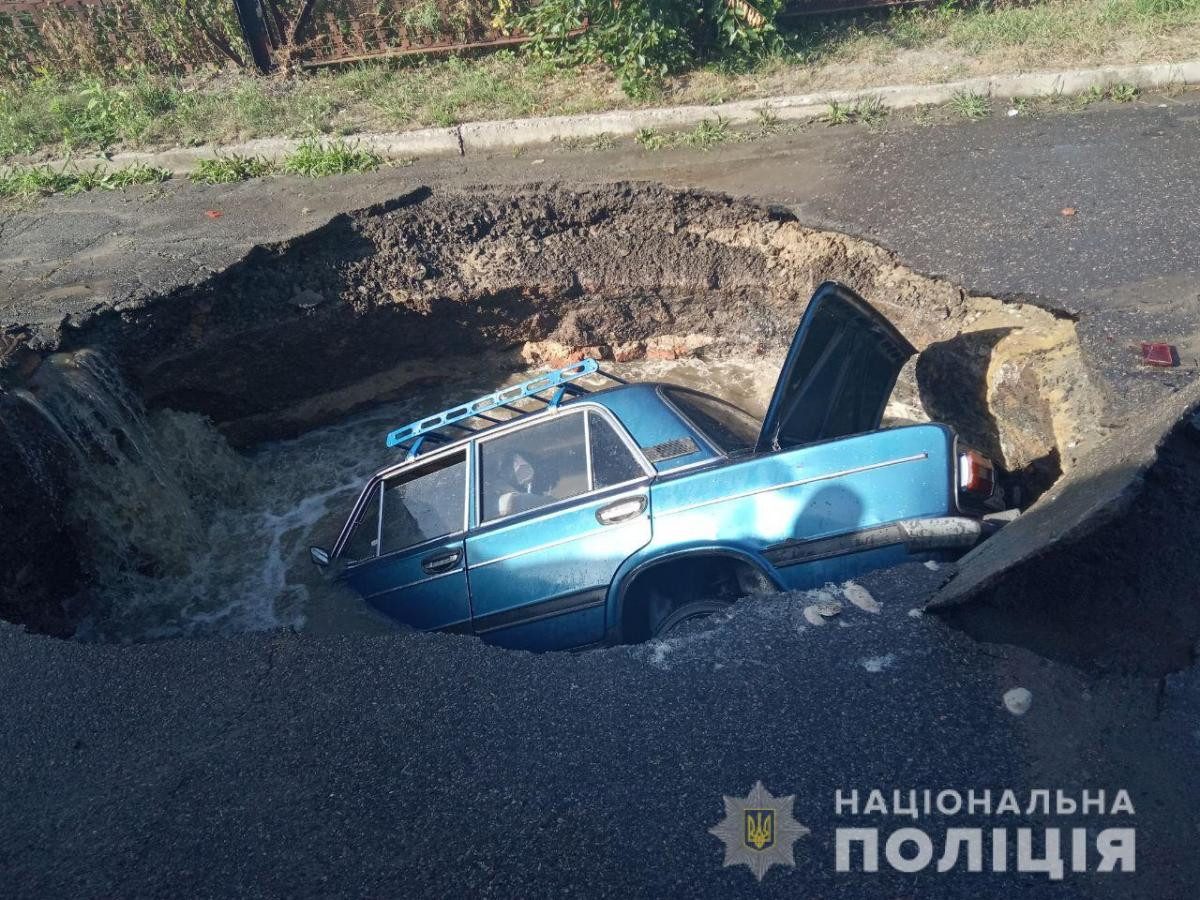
[1141,342,1177,367]
[205,209,223,219]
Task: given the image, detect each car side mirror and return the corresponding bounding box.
[310,546,331,568]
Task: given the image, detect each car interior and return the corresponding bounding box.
[482,415,589,521]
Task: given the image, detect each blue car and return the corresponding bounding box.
[310,282,1004,650]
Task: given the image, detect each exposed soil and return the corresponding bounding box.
[38,184,1107,458]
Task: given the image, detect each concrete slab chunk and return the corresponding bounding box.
[930,377,1200,674]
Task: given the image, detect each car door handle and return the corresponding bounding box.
[596,495,647,525]
[421,549,462,575]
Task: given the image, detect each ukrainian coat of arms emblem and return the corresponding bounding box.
[709,781,810,881]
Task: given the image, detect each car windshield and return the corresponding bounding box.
[663,387,761,454]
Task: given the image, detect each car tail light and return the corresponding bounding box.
[958,448,995,498]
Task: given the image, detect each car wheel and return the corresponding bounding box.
[651,599,731,639]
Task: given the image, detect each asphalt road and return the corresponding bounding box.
[4,563,1193,898]
[3,95,1200,897]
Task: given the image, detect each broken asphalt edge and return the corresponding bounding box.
[928,378,1200,610]
[9,58,1200,175]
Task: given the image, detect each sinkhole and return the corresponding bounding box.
[0,184,1108,644]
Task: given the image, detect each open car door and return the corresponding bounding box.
[756,281,916,453]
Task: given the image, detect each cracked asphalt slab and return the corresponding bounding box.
[4,563,1190,898]
[3,96,1200,897]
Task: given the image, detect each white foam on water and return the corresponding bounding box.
[802,606,830,626]
[647,640,674,669]
[26,350,460,641]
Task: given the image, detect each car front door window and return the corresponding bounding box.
[377,451,467,556]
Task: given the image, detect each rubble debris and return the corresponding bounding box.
[1003,687,1033,715]
[1141,342,1178,368]
[844,582,881,614]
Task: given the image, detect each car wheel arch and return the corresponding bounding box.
[607,547,782,643]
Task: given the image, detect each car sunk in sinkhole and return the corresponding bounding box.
[310,282,1011,650]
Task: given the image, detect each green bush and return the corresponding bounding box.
[515,0,786,97]
[190,154,275,184]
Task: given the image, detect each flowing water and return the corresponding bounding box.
[22,350,813,643]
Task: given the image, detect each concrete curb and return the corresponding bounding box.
[16,58,1200,174]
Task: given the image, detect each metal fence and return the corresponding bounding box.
[236,0,560,71]
[1,0,929,78]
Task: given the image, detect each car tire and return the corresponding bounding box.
[651,599,732,639]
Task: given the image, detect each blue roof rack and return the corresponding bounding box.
[386,358,627,459]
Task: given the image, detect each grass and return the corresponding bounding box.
[635,117,734,151]
[755,106,781,131]
[826,100,853,126]
[681,116,731,149]
[635,128,667,150]
[1108,81,1141,102]
[98,163,171,189]
[825,95,888,126]
[1102,81,1141,102]
[0,162,169,198]
[1042,79,1145,111]
[950,90,990,120]
[1,142,386,201]
[0,0,1196,163]
[556,132,617,152]
[189,153,274,184]
[279,139,382,177]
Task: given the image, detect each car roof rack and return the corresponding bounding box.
[385,358,627,460]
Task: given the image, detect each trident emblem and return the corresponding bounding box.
[744,809,775,850]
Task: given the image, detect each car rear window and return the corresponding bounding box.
[478,410,647,522]
[588,411,645,488]
[663,388,761,454]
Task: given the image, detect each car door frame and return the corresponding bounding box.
[464,402,657,649]
[336,444,475,633]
